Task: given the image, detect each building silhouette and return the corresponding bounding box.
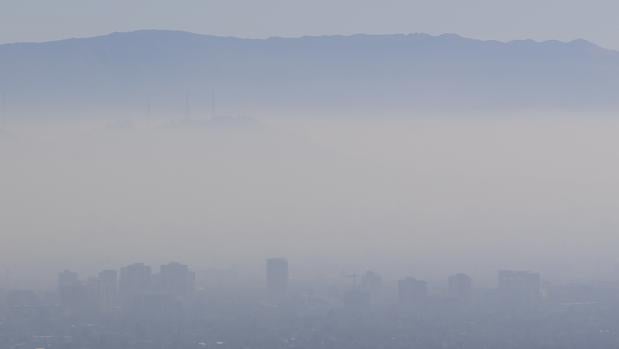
[159,262,195,298]
[57,270,85,310]
[119,263,152,301]
[497,270,541,304]
[97,269,118,311]
[398,277,428,304]
[448,273,472,301]
[266,258,289,298]
[361,271,382,293]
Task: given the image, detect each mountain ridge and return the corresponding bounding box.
[0,30,609,52]
[1,29,619,118]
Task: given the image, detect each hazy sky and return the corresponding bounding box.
[1,0,619,49]
[2,0,619,289]
[3,117,619,287]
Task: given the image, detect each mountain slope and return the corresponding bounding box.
[1,30,618,118]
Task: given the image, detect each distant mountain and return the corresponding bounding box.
[1,30,618,118]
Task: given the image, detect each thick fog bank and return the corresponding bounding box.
[1,115,619,288]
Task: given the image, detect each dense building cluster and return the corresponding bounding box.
[2,260,619,349]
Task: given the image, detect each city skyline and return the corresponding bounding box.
[0,258,557,295]
[6,259,609,348]
[1,1,618,347]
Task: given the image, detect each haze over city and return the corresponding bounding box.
[2,1,619,348]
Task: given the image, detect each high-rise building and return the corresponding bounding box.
[58,270,79,290]
[119,263,152,301]
[448,273,472,301]
[361,270,383,293]
[57,270,84,309]
[398,277,428,304]
[97,269,118,311]
[159,262,195,297]
[266,258,288,297]
[497,270,541,303]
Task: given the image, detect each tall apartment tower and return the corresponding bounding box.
[266,258,289,298]
[57,270,84,309]
[97,269,118,311]
[448,273,473,301]
[398,277,428,304]
[159,262,195,298]
[119,263,152,301]
[497,270,541,304]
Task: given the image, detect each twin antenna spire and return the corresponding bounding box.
[0,92,6,131]
[148,90,217,121]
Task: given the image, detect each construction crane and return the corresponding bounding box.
[344,273,360,288]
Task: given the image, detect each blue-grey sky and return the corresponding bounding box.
[0,0,618,48]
